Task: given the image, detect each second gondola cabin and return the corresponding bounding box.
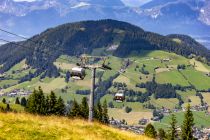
[71,67,86,80]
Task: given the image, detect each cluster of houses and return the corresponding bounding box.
[182,104,209,112]
[155,104,209,116]
[0,89,32,97]
[201,128,210,140]
[109,118,210,139]
[109,119,145,134]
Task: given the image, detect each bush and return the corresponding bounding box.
[125,106,132,113]
[108,102,114,108]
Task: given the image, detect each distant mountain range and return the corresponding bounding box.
[0,0,210,48]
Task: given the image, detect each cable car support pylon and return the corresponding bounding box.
[74,55,111,122]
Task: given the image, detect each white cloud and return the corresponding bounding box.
[121,0,152,7]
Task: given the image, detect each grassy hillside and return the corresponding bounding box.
[1,50,210,125]
[0,113,151,140]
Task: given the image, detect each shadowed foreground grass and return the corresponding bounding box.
[0,113,151,140]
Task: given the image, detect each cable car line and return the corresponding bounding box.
[0,28,70,57]
[0,38,72,64]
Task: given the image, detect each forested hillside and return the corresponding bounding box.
[0,19,209,78]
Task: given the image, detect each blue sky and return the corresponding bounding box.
[13,0,37,2]
[13,0,152,6]
[121,0,152,6]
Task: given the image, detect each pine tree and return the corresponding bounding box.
[2,98,6,104]
[26,89,38,113]
[168,114,177,140]
[158,128,166,140]
[144,123,157,138]
[45,95,50,114]
[20,97,27,107]
[95,101,103,122]
[49,91,57,114]
[37,87,46,115]
[6,104,10,112]
[15,97,20,104]
[55,96,65,116]
[26,87,46,115]
[102,100,109,124]
[69,99,81,117]
[80,97,89,119]
[181,104,194,140]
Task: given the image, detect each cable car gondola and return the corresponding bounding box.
[71,67,86,80]
[114,90,125,102]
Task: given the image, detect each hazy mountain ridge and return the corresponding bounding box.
[0,0,209,48]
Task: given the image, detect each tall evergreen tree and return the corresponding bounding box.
[37,87,46,114]
[6,104,10,112]
[181,104,194,140]
[69,99,81,117]
[20,97,27,107]
[158,128,166,140]
[102,100,109,124]
[95,101,103,122]
[26,87,46,115]
[49,91,57,114]
[55,96,65,115]
[144,123,157,138]
[45,95,50,114]
[168,114,178,140]
[80,97,89,119]
[15,97,20,104]
[26,89,38,113]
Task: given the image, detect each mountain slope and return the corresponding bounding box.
[0,19,209,77]
[0,113,150,140]
[0,0,210,49]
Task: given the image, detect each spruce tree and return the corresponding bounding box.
[15,97,20,104]
[49,91,57,114]
[96,101,103,122]
[55,96,65,116]
[26,89,38,113]
[26,87,46,115]
[181,104,194,140]
[37,87,46,115]
[69,99,81,117]
[144,123,157,138]
[45,95,50,114]
[94,106,98,121]
[102,100,109,124]
[20,97,27,107]
[6,104,10,112]
[80,97,89,119]
[158,128,166,140]
[168,114,177,140]
[2,98,6,104]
